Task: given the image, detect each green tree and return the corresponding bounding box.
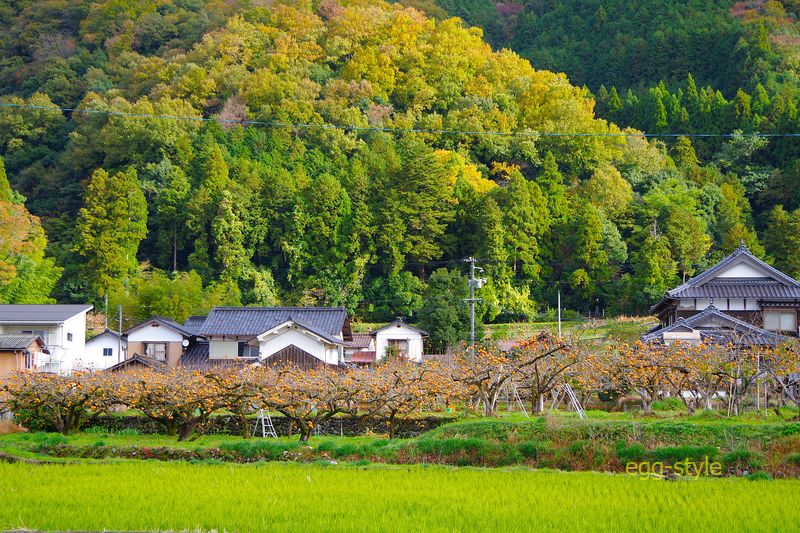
[763,205,800,279]
[74,168,148,297]
[417,268,474,352]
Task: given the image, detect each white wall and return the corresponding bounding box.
[374,325,424,362]
[79,332,127,370]
[259,326,339,365]
[717,262,767,279]
[127,324,185,343]
[209,339,239,360]
[0,311,89,374]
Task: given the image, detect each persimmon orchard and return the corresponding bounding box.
[1,337,798,440]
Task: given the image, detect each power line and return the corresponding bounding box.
[1,101,799,139]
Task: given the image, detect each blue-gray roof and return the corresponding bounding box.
[0,304,93,323]
[201,307,348,341]
[183,316,208,336]
[643,306,788,346]
[651,245,800,313]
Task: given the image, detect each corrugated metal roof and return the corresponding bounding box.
[0,334,42,350]
[202,307,348,340]
[0,304,92,323]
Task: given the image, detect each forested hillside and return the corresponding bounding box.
[0,0,796,337]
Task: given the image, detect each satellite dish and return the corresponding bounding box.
[182,339,190,347]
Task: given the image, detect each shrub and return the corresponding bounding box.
[414,438,487,457]
[316,441,336,453]
[615,442,647,464]
[785,453,800,466]
[650,446,717,463]
[219,440,299,460]
[723,449,763,471]
[518,441,550,460]
[651,397,684,411]
[332,443,360,459]
[746,471,773,481]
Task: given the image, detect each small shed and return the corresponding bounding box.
[370,320,429,362]
[0,334,46,377]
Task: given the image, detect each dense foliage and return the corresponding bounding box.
[0,0,796,340]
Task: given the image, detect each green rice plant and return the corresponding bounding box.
[615,442,646,464]
[1,462,798,532]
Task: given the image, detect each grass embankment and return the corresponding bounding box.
[3,413,800,477]
[0,461,798,532]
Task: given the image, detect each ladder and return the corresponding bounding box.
[509,380,529,417]
[551,383,587,420]
[253,409,278,438]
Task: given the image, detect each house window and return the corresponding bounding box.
[67,332,73,342]
[143,343,167,361]
[103,348,113,357]
[24,351,34,370]
[763,311,797,333]
[238,342,259,358]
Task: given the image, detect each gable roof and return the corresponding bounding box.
[0,334,45,351]
[125,316,196,337]
[0,304,93,324]
[651,245,800,313]
[201,307,349,340]
[370,320,430,337]
[255,319,345,345]
[183,316,207,336]
[345,333,373,349]
[87,329,125,343]
[643,305,789,346]
[106,354,167,372]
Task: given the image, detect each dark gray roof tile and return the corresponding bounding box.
[201,307,348,340]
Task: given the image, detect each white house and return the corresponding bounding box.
[81,329,127,370]
[125,317,199,368]
[371,320,429,362]
[0,304,93,373]
[197,307,352,368]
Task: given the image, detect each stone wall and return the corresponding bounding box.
[83,414,454,438]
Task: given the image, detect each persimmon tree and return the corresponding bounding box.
[118,368,224,441]
[514,334,581,413]
[600,341,677,414]
[206,366,270,439]
[262,366,352,442]
[0,371,116,435]
[354,359,461,437]
[452,335,567,417]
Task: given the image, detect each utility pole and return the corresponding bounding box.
[104,294,108,329]
[117,304,122,364]
[464,257,486,352]
[557,290,562,339]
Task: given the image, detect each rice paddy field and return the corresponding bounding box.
[0,461,798,532]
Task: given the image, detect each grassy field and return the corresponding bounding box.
[0,461,797,532]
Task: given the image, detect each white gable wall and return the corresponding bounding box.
[716,262,770,279]
[127,324,185,343]
[374,325,425,362]
[80,332,127,370]
[258,327,340,365]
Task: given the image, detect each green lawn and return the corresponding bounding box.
[0,461,797,532]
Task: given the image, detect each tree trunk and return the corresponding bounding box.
[237,412,251,439]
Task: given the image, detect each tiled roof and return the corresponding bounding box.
[642,306,788,346]
[0,334,43,350]
[0,304,92,323]
[201,307,348,340]
[125,316,196,337]
[370,319,430,337]
[345,334,372,349]
[651,245,800,313]
[669,279,800,300]
[178,342,256,370]
[183,315,207,336]
[106,354,167,372]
